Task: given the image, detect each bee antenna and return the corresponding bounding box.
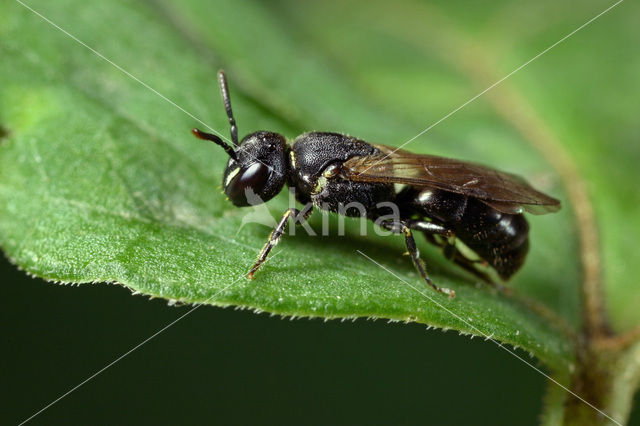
[192,128,238,161]
[218,70,239,147]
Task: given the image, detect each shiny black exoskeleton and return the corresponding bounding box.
[396,188,529,280]
[192,71,560,297]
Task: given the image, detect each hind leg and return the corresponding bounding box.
[408,220,500,288]
[441,243,495,285]
[379,220,455,297]
[441,241,508,291]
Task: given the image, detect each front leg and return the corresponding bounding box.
[247,207,313,279]
[380,220,455,298]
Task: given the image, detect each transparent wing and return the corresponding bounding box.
[341,145,561,215]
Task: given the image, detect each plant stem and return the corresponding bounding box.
[542,339,640,425]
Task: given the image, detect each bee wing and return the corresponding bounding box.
[341,145,561,215]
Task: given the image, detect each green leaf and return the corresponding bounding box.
[2,0,638,374]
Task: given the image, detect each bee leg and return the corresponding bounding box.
[448,248,493,284]
[380,220,455,298]
[405,219,455,239]
[405,220,498,288]
[402,219,451,248]
[441,243,507,291]
[404,220,456,253]
[247,207,313,279]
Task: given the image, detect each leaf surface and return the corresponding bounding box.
[2,0,637,370]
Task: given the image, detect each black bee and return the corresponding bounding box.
[192,71,561,297]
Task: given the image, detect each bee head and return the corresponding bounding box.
[192,70,289,207]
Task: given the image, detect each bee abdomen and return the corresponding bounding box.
[404,188,531,280]
[456,199,530,280]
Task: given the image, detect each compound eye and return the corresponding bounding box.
[225,162,270,206]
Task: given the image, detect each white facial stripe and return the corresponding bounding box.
[289,151,297,169]
[224,167,241,186]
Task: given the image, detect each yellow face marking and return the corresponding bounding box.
[224,167,240,187]
[289,151,297,169]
